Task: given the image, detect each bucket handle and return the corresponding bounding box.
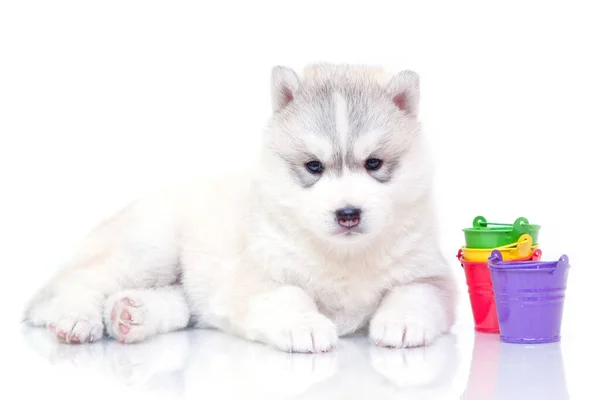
[456,248,463,260]
[558,254,570,267]
[488,249,505,264]
[456,248,464,268]
[492,234,532,251]
[472,216,533,230]
[459,237,533,257]
[512,217,532,235]
[489,250,570,271]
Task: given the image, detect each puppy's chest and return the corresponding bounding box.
[270,241,396,332]
[306,269,392,333]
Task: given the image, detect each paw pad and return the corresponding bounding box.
[104,294,151,344]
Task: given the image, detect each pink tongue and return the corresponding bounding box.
[340,219,357,227]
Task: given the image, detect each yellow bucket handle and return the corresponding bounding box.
[494,234,533,251]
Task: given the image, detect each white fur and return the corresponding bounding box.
[23,63,457,352]
[369,283,453,348]
[334,91,349,156]
[104,286,190,343]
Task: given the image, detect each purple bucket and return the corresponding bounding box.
[488,250,570,344]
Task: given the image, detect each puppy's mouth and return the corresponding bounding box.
[333,226,365,236]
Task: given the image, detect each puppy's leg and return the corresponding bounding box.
[211,284,338,353]
[104,285,190,343]
[369,277,456,348]
[23,196,180,344]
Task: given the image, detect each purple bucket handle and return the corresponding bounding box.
[533,255,570,272]
[489,249,504,264]
[490,250,571,273]
[542,255,570,274]
[558,254,570,268]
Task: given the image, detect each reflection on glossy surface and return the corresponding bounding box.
[21,326,572,399]
[494,340,569,399]
[22,327,462,399]
[462,332,501,400]
[462,332,569,400]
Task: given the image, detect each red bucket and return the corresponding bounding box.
[457,249,500,333]
[456,248,543,333]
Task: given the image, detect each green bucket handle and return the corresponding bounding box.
[472,216,532,233]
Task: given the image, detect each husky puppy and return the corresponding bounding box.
[23,63,457,352]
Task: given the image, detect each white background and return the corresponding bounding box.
[1,1,599,399]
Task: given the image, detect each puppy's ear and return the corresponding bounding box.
[387,70,420,116]
[271,66,300,112]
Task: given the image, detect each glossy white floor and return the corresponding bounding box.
[5,288,592,400]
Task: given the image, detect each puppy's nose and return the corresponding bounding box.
[335,207,361,228]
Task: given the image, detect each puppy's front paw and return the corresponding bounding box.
[263,313,338,353]
[45,296,104,344]
[369,283,454,349]
[104,293,154,344]
[49,318,103,344]
[369,312,444,349]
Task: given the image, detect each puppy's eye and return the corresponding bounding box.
[305,160,324,174]
[365,158,383,171]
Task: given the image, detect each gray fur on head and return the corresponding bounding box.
[262,63,429,243]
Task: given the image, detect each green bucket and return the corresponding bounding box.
[462,216,541,249]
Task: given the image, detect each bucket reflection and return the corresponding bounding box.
[494,340,568,399]
[462,332,500,400]
[462,332,569,399]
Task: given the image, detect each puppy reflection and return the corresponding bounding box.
[290,334,460,399]
[22,326,105,368]
[23,326,460,399]
[369,333,459,390]
[183,329,338,398]
[105,329,191,392]
[23,326,338,397]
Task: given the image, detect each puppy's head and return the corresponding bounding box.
[260,63,432,247]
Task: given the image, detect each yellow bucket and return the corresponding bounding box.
[460,234,537,262]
